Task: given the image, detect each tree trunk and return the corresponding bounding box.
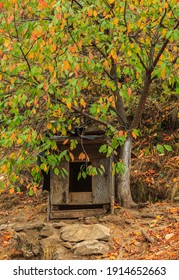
[116,135,136,208]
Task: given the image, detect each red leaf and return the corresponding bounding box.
[0,2,3,9]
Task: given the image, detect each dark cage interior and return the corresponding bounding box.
[69,162,92,193]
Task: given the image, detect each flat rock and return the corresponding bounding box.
[40,225,57,238]
[53,245,69,260]
[60,224,110,242]
[73,240,109,256]
[52,222,69,229]
[14,223,44,232]
[40,234,66,260]
[40,234,61,248]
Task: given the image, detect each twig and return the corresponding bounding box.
[137,53,147,71]
[141,229,154,243]
[92,41,107,59]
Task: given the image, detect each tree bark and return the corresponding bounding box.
[116,135,136,208]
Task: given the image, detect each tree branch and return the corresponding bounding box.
[110,59,128,127]
[137,53,148,71]
[50,98,115,129]
[71,0,83,9]
[91,41,107,59]
[130,71,152,129]
[152,20,179,70]
[172,55,179,64]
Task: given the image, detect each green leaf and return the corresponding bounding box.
[99,144,107,153]
[164,144,172,152]
[29,188,34,196]
[157,144,165,154]
[54,167,59,175]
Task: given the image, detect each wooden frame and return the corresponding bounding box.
[47,135,115,219]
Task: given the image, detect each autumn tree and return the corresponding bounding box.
[0,0,178,207]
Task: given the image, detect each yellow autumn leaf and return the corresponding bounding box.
[113,17,119,26]
[74,100,78,107]
[17,138,22,144]
[43,164,48,172]
[9,152,15,159]
[64,60,70,70]
[161,68,166,79]
[111,49,118,61]
[50,44,56,52]
[108,0,115,4]
[93,10,97,17]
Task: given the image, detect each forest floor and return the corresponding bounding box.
[0,191,178,260]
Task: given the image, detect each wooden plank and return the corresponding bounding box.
[69,192,92,203]
[50,161,69,205]
[93,158,110,204]
[50,208,108,219]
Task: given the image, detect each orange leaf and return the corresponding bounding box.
[47,123,52,129]
[63,138,69,145]
[9,188,14,194]
[132,131,137,139]
[118,130,123,137]
[56,14,61,20]
[17,138,22,144]
[0,2,3,9]
[80,99,87,108]
[78,152,86,160]
[34,99,38,106]
[69,152,75,161]
[64,60,70,70]
[49,65,54,72]
[103,60,108,67]
[39,0,47,9]
[33,185,37,195]
[127,87,132,96]
[67,102,72,109]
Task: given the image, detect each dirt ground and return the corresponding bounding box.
[0,191,178,260]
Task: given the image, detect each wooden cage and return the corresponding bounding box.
[47,134,114,220]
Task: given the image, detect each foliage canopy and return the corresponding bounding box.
[0,0,178,195]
